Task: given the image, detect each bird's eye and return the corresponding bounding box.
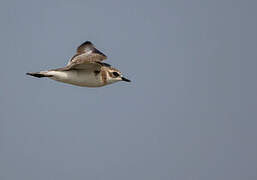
[112,72,119,77]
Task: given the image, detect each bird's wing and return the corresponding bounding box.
[76,41,107,59]
[65,41,107,70]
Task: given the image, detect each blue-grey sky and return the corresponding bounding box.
[1,0,257,180]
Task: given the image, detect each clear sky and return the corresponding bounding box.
[1,0,257,180]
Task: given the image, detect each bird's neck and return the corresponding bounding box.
[101,70,108,85]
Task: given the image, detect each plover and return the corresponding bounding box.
[27,41,130,87]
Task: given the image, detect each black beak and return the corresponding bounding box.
[122,77,131,82]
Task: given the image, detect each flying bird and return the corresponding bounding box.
[26,41,130,87]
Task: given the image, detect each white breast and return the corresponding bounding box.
[47,70,104,87]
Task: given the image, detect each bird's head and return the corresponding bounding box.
[104,67,131,84]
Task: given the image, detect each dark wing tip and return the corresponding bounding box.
[77,41,95,54]
[93,48,107,58]
[81,41,93,46]
[77,41,94,50]
[76,41,107,59]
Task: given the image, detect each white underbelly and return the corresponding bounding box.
[48,70,104,87]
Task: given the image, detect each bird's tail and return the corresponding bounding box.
[26,71,52,78]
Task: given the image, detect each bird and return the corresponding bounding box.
[26,41,130,87]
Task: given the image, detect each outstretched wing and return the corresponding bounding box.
[65,41,107,70]
[76,41,107,59]
[50,41,110,72]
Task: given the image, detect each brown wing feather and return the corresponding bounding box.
[67,55,102,70]
[75,41,107,61]
[64,41,107,70]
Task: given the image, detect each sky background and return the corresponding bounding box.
[0,0,257,179]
